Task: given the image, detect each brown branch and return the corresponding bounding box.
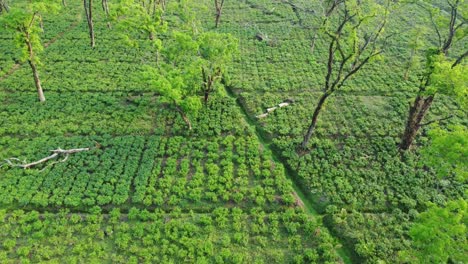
[420,115,454,127]
[338,50,382,89]
[452,49,468,68]
[2,148,90,169]
[175,105,192,130]
[441,1,459,54]
[428,9,443,48]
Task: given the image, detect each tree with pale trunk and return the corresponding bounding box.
[0,0,60,102]
[399,0,467,151]
[0,0,9,13]
[83,0,95,47]
[102,0,111,28]
[214,0,224,28]
[301,0,393,150]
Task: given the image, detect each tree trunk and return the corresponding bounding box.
[84,0,95,48]
[62,0,66,7]
[301,92,330,149]
[102,0,109,14]
[310,32,318,53]
[0,1,9,13]
[399,95,434,151]
[102,0,111,28]
[404,49,415,80]
[39,15,44,32]
[204,91,209,104]
[26,34,45,102]
[214,0,224,28]
[215,12,221,28]
[403,66,410,80]
[176,106,192,130]
[28,60,45,102]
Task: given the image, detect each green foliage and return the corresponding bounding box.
[143,31,202,120]
[400,200,467,263]
[110,0,167,48]
[0,0,60,63]
[142,7,238,126]
[426,54,468,106]
[422,125,468,181]
[0,1,465,263]
[198,32,238,68]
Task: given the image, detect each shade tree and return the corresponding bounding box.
[301,0,393,149]
[399,0,467,150]
[0,0,61,102]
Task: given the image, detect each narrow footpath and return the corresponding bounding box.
[224,85,355,264]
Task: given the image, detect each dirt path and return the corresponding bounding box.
[223,83,355,264]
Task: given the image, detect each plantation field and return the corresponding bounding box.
[219,0,467,262]
[0,0,466,263]
[0,1,345,263]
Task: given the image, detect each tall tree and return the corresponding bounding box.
[399,0,467,150]
[214,0,224,28]
[84,0,95,47]
[143,31,202,130]
[301,0,392,149]
[110,0,167,44]
[141,0,237,129]
[198,32,237,103]
[0,1,60,102]
[400,200,467,263]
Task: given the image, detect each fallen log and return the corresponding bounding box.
[2,148,90,169]
[256,99,295,119]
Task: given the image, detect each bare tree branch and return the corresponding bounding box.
[1,148,91,169]
[452,49,468,68]
[420,115,454,127]
[429,9,443,48]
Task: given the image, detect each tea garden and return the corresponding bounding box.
[0,0,466,263]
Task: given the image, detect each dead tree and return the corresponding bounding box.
[1,148,90,170]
